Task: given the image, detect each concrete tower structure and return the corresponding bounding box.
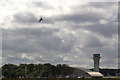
[93,54,101,72]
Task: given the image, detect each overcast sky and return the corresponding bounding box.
[0,0,118,68]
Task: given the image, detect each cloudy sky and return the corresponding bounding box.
[0,0,118,68]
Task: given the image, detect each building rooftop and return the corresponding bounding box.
[72,67,103,78]
[87,72,103,77]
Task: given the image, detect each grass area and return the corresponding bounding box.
[1,78,120,80]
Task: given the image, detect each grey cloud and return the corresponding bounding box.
[52,12,106,23]
[101,58,117,68]
[13,12,54,24]
[2,28,75,64]
[83,34,104,48]
[87,2,116,8]
[13,12,38,24]
[101,46,118,59]
[2,2,118,68]
[3,56,32,65]
[35,55,65,65]
[84,23,117,38]
[33,2,54,9]
[12,2,117,25]
[50,2,117,24]
[46,5,117,25]
[70,22,117,38]
[2,25,117,68]
[2,28,60,54]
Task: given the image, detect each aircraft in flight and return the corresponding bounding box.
[39,17,43,22]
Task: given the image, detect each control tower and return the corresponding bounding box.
[93,54,101,72]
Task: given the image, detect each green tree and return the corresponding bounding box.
[16,68,25,78]
[40,63,53,77]
[2,63,75,78]
[61,64,69,77]
[51,65,56,77]
[40,70,48,77]
[56,64,74,77]
[33,63,43,77]
[35,64,42,73]
[2,69,9,78]
[10,70,17,78]
[26,63,35,77]
[56,64,63,76]
[2,64,18,78]
[32,71,38,77]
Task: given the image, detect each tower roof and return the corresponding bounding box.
[93,54,100,57]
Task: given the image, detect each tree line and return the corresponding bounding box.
[2,63,120,78]
[2,63,74,78]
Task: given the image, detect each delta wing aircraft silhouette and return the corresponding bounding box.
[39,17,43,22]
